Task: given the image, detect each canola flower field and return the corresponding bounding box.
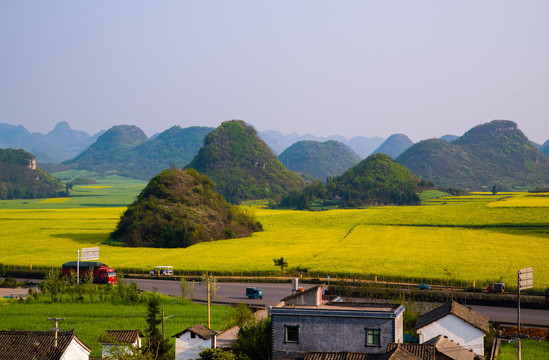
[1,177,548,290]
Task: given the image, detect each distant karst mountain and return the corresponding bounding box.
[62,125,213,179]
[110,168,262,248]
[0,122,101,163]
[372,133,413,158]
[259,130,384,158]
[396,120,549,190]
[278,140,360,182]
[280,153,430,209]
[187,120,306,203]
[0,149,65,199]
[440,134,459,142]
[540,139,549,158]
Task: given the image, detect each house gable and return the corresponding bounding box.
[0,330,90,360]
[172,324,217,360]
[416,315,485,356]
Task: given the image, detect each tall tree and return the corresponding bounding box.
[143,294,172,360]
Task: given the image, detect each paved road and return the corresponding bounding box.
[128,279,549,327]
[7,278,549,327]
[129,278,314,306]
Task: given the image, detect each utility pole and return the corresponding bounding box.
[48,317,65,348]
[201,272,218,329]
[161,308,175,338]
[207,281,211,328]
[517,267,533,360]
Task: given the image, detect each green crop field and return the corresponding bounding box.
[1,177,548,289]
[0,294,232,358]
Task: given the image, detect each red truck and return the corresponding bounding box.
[62,261,117,284]
[487,282,505,293]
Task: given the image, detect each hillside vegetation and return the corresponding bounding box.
[0,149,65,199]
[110,168,262,248]
[61,125,212,179]
[280,153,431,209]
[397,120,549,190]
[187,120,305,203]
[278,140,360,181]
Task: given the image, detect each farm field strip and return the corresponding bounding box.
[0,297,232,359]
[1,179,548,289]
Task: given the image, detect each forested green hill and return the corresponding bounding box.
[0,149,65,199]
[278,140,360,181]
[110,168,262,248]
[186,120,305,203]
[397,120,549,190]
[280,153,431,209]
[62,125,212,179]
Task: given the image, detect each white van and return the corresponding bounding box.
[149,266,173,276]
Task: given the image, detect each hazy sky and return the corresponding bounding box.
[2,1,548,143]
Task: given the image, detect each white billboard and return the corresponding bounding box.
[81,247,99,261]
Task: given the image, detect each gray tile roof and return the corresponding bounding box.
[172,324,217,340]
[305,352,373,360]
[0,330,90,360]
[375,346,423,360]
[386,343,436,360]
[414,301,489,333]
[423,335,475,360]
[304,348,426,360]
[102,330,143,344]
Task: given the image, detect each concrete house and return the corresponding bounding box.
[172,324,218,360]
[414,301,489,356]
[271,285,405,360]
[100,330,143,358]
[0,330,91,360]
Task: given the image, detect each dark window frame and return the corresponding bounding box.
[283,324,300,344]
[365,327,381,347]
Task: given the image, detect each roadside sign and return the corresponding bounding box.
[81,247,99,261]
[518,267,533,290]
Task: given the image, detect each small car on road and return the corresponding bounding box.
[417,283,431,290]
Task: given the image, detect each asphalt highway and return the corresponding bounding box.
[6,277,549,328]
[129,278,549,328]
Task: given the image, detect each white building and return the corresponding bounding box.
[414,301,489,356]
[0,330,91,360]
[172,324,218,360]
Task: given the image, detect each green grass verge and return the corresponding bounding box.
[0,292,232,359]
[497,339,549,360]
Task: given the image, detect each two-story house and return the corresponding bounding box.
[270,285,405,360]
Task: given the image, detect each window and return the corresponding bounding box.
[284,325,299,344]
[365,328,381,347]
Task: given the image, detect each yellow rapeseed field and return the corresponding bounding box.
[1,191,548,289]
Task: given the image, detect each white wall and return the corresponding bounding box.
[59,338,90,360]
[174,332,214,360]
[417,314,485,355]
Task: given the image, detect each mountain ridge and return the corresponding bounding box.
[396,120,549,190]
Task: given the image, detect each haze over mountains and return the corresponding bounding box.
[1,119,548,194]
[0,121,102,163]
